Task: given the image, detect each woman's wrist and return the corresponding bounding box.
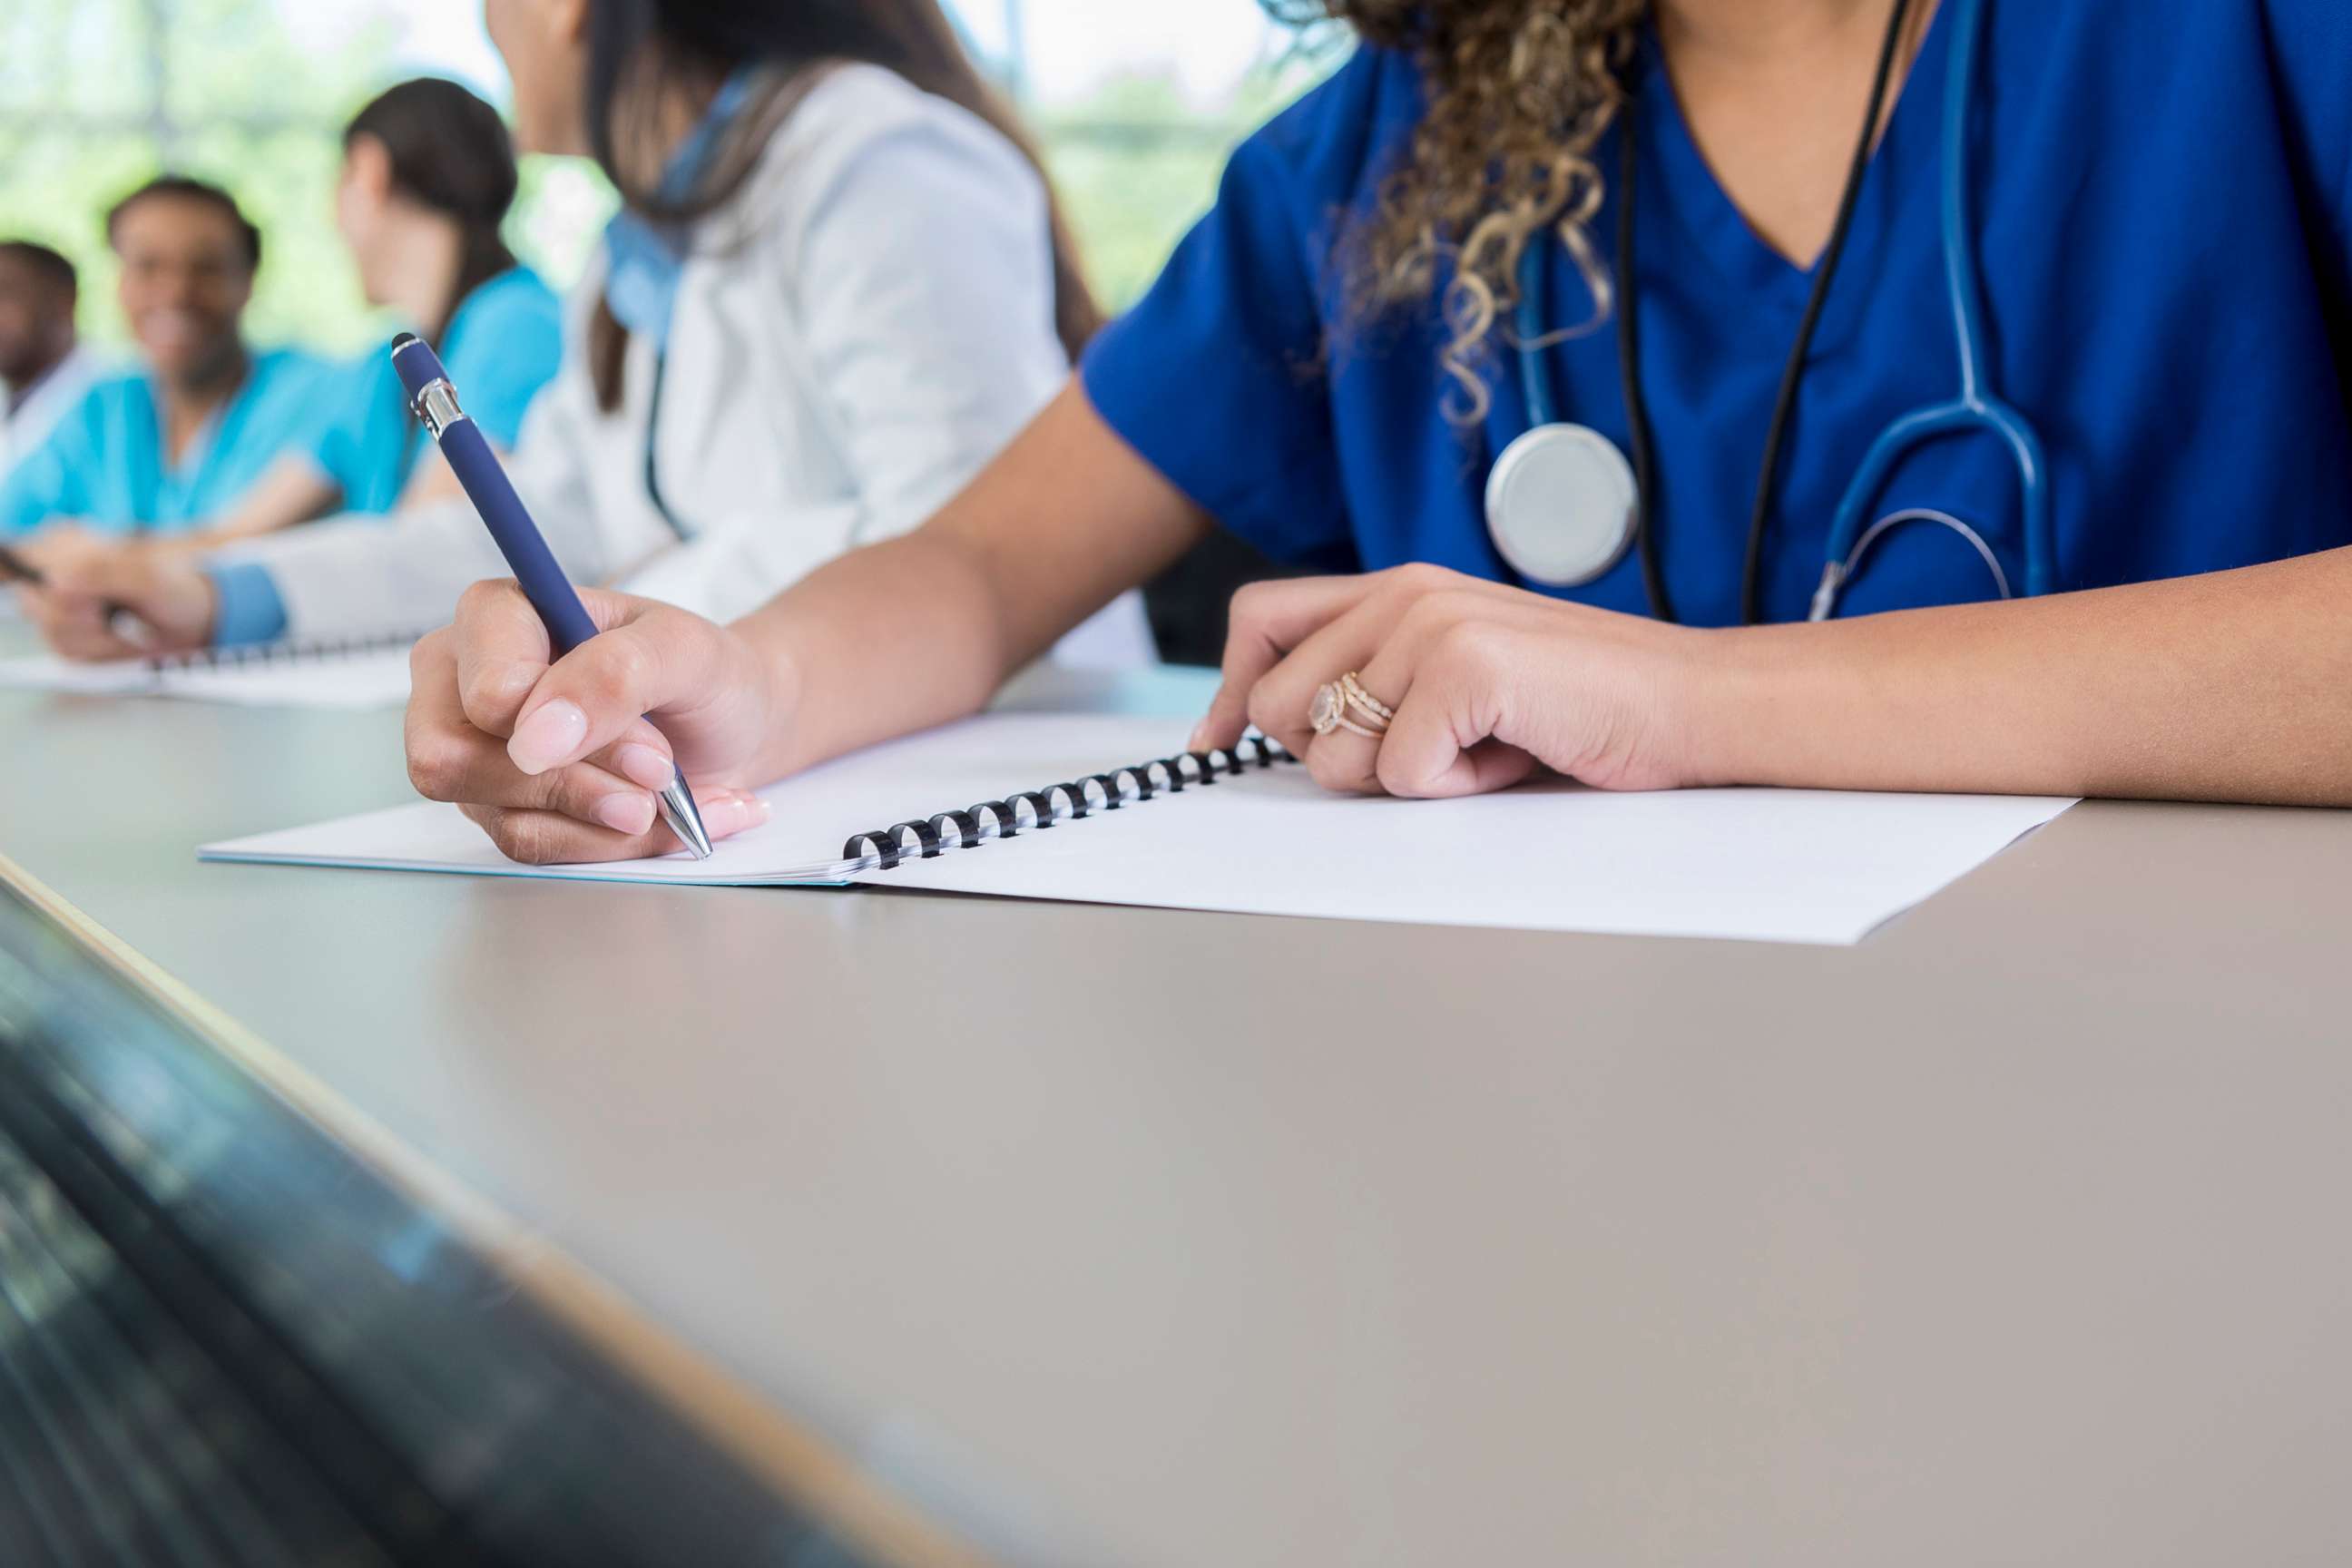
[1667,605,2050,799]
[740,616,807,783]
[1669,622,1826,790]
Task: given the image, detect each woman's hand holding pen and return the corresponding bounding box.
[1190,564,1721,799]
[408,557,1732,866]
[405,580,781,863]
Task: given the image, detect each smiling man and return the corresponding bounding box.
[0,177,329,539]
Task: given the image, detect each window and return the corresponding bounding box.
[0,0,1340,354]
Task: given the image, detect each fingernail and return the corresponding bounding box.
[702,792,769,838]
[1188,720,1211,751]
[593,792,656,835]
[507,699,587,775]
[613,742,677,791]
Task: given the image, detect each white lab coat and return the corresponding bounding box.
[1,344,99,481]
[242,64,1152,666]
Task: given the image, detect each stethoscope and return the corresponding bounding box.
[609,71,765,545]
[1485,0,2050,624]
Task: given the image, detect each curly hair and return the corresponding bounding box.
[1265,0,1650,421]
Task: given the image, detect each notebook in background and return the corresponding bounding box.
[0,632,418,710]
[202,713,2076,946]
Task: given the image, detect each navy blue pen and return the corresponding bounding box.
[391,332,714,858]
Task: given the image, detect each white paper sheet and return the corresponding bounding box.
[0,648,412,709]
[201,714,2075,944]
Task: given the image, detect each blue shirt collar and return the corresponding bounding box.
[603,70,761,351]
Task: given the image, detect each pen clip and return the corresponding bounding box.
[411,379,465,441]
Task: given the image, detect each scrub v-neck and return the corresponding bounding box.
[1634,4,1955,321]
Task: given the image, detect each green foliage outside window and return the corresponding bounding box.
[0,0,1336,361]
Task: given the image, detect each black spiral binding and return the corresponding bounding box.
[844,734,1297,871]
[145,628,429,674]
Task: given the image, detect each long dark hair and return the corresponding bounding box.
[345,78,523,347]
[581,0,1098,412]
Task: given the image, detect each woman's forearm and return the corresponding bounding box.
[733,525,1015,780]
[1691,545,2352,805]
[733,382,1212,781]
[178,459,341,552]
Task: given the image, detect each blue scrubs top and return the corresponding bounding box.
[302,266,563,514]
[0,348,332,538]
[1083,0,2352,625]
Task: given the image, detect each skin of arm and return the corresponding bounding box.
[127,438,467,563]
[1185,543,2352,810]
[139,456,342,558]
[730,381,1211,777]
[1684,546,2352,804]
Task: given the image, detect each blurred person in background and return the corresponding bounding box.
[0,240,97,479]
[163,78,564,555]
[22,0,1150,671]
[0,177,331,544]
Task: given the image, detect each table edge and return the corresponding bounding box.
[0,845,996,1568]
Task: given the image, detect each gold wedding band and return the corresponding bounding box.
[1310,673,1391,740]
[1340,671,1395,725]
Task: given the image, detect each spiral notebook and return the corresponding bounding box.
[0,631,418,709]
[201,714,2076,944]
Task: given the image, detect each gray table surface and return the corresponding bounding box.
[5,634,2351,1566]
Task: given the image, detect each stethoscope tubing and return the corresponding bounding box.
[1511,0,2053,615]
[1817,0,2052,599]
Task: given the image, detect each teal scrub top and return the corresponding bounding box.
[302,267,564,515]
[0,347,334,538]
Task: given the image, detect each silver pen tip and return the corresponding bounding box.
[656,774,716,860]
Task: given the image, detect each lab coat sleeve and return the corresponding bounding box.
[591,109,1068,624]
[573,99,1074,625]
[790,109,1072,546]
[613,498,867,625]
[621,113,1154,661]
[612,492,1154,667]
[235,360,610,640]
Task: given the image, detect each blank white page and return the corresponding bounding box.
[0,647,412,709]
[156,648,413,709]
[0,656,161,695]
[202,713,2074,945]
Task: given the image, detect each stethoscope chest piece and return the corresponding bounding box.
[1484,422,1640,587]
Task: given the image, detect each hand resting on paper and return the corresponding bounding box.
[403,580,779,863]
[1190,564,1714,799]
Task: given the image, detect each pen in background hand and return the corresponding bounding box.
[389,331,715,859]
[0,540,155,651]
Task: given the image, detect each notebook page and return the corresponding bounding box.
[0,646,413,708]
[202,713,2074,945]
[153,647,413,709]
[201,715,1202,887]
[0,656,163,695]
